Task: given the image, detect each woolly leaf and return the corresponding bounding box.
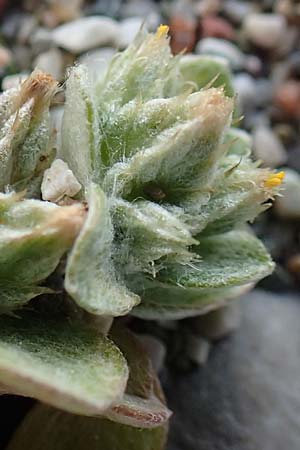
[156,230,274,289]
[112,198,197,274]
[104,88,233,203]
[106,325,172,428]
[0,312,128,415]
[7,404,167,450]
[0,192,85,313]
[96,26,174,108]
[177,157,277,235]
[176,54,234,97]
[0,71,58,194]
[61,65,100,187]
[132,284,253,320]
[65,183,139,316]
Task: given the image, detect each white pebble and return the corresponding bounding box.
[187,334,211,366]
[196,37,245,70]
[78,47,115,81]
[275,169,300,220]
[34,48,64,81]
[253,125,287,168]
[1,73,29,91]
[51,16,119,53]
[139,334,166,373]
[243,13,287,49]
[234,73,256,111]
[117,17,143,49]
[41,159,81,202]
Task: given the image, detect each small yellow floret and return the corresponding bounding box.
[264,171,285,188]
[157,25,169,38]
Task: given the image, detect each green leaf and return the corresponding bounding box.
[0,285,52,315]
[0,71,58,194]
[65,183,139,316]
[106,325,172,428]
[223,127,252,157]
[7,404,168,450]
[132,283,253,320]
[104,88,233,203]
[177,54,234,97]
[0,312,128,415]
[178,157,273,236]
[96,27,175,108]
[156,230,274,289]
[127,230,273,319]
[0,192,85,313]
[61,65,100,187]
[112,198,197,274]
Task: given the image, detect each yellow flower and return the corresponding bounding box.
[156,25,169,38]
[264,171,285,188]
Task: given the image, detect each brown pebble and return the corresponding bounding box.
[201,16,236,41]
[274,80,300,118]
[0,46,12,69]
[287,254,300,276]
[169,15,197,54]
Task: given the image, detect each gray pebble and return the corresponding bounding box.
[196,38,245,70]
[253,124,287,168]
[190,300,242,341]
[187,334,211,366]
[139,334,166,373]
[166,290,300,450]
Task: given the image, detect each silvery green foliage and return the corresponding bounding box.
[0,27,283,447]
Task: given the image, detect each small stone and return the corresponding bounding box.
[196,38,245,70]
[255,78,273,107]
[275,0,293,17]
[11,45,32,71]
[253,125,287,168]
[1,12,23,41]
[286,254,300,276]
[0,47,12,69]
[187,334,211,366]
[78,48,115,80]
[243,13,287,49]
[288,51,300,78]
[29,27,53,55]
[34,48,64,81]
[17,14,37,45]
[222,0,255,24]
[273,123,295,145]
[191,300,242,341]
[233,73,257,111]
[39,0,83,28]
[169,15,197,54]
[275,169,300,220]
[41,159,82,203]
[120,0,158,19]
[85,0,121,18]
[117,17,143,49]
[195,0,221,17]
[201,15,235,41]
[1,73,29,91]
[244,55,263,76]
[51,16,119,54]
[50,106,64,149]
[139,334,166,373]
[274,80,300,118]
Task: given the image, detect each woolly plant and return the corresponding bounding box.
[0,26,284,450]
